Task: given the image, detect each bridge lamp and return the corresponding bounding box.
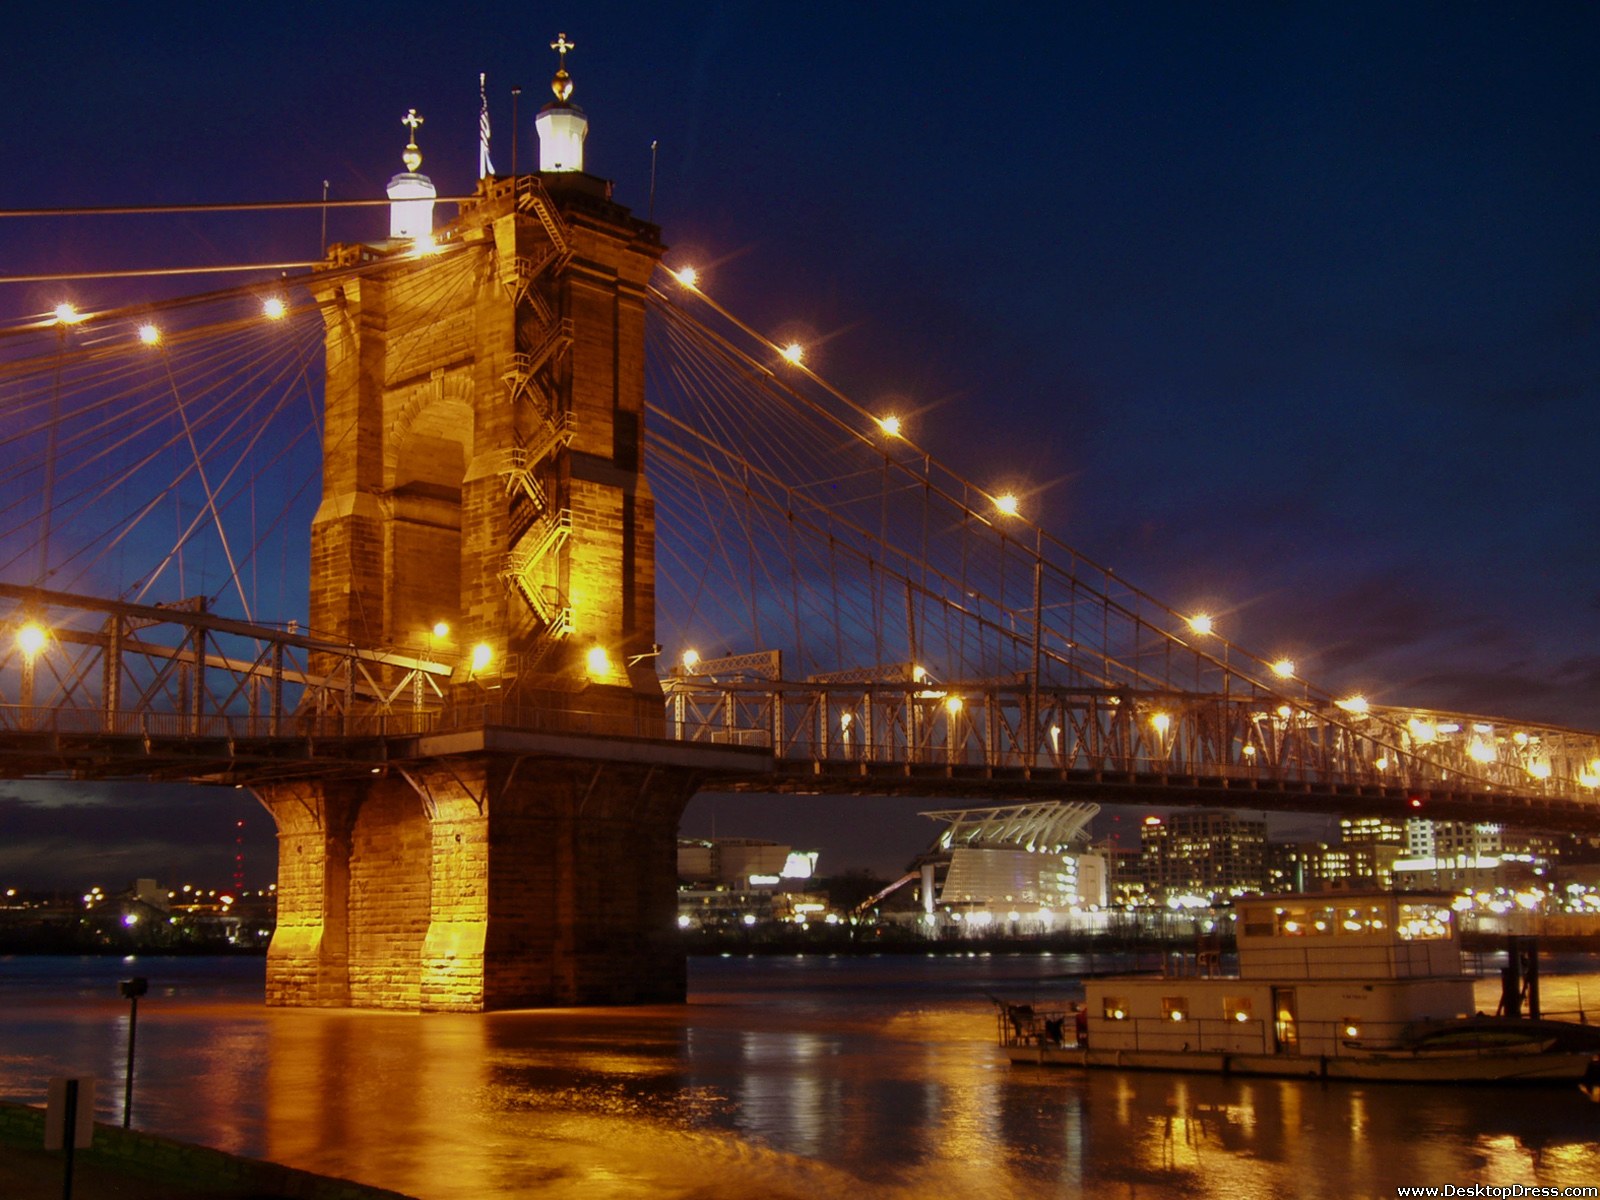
[1527,760,1552,781]
[673,266,698,288]
[878,414,902,438]
[1467,738,1495,764]
[1270,658,1295,679]
[586,645,612,678]
[1186,613,1213,636]
[993,493,1020,517]
[944,695,963,715]
[261,296,288,321]
[681,648,700,672]
[16,622,47,659]
[780,342,805,365]
[137,323,161,346]
[1335,695,1369,715]
[431,622,449,640]
[469,642,493,674]
[1150,712,1171,736]
[53,301,84,326]
[1242,745,1257,758]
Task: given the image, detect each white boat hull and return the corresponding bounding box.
[1004,1042,1598,1084]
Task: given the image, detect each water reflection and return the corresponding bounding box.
[2,955,1598,1199]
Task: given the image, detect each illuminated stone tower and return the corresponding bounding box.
[254,42,720,1012]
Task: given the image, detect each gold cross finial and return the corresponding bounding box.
[401,109,424,171]
[552,33,575,67]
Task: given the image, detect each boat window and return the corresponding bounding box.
[1162,996,1188,1023]
[1273,904,1335,936]
[1397,902,1451,941]
[1223,996,1252,1023]
[1336,904,1389,934]
[1102,997,1128,1020]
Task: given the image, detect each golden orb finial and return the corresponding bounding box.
[401,108,424,171]
[550,32,576,102]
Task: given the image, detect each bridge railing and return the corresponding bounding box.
[663,679,1600,806]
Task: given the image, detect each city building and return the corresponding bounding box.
[676,837,822,929]
[1139,810,1267,902]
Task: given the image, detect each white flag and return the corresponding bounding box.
[478,73,495,178]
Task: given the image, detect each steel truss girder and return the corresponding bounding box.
[661,679,1600,807]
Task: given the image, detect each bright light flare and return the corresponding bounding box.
[431,621,449,639]
[1270,658,1295,679]
[681,648,701,672]
[1467,738,1496,764]
[879,414,902,437]
[1150,712,1171,735]
[53,302,84,326]
[469,643,493,673]
[944,695,964,715]
[993,493,1020,517]
[1335,695,1369,714]
[586,645,612,677]
[1187,614,1213,636]
[1408,717,1437,744]
[16,623,47,659]
[137,323,161,346]
[673,266,698,287]
[780,342,805,365]
[261,296,288,320]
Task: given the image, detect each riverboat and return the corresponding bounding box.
[999,891,1600,1085]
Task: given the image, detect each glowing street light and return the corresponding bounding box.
[261,296,288,321]
[16,623,47,659]
[586,645,612,677]
[681,648,701,672]
[780,342,805,365]
[1187,613,1213,636]
[1270,658,1295,679]
[878,414,902,437]
[53,301,84,326]
[469,642,493,674]
[1151,712,1171,736]
[1335,695,1369,714]
[137,323,161,346]
[431,621,449,640]
[673,266,698,287]
[993,493,1020,517]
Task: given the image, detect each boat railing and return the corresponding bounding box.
[997,1003,1080,1049]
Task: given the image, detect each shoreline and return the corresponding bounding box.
[0,1100,414,1200]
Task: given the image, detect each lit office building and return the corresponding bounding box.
[1140,810,1267,902]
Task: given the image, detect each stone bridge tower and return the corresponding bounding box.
[253,43,739,1012]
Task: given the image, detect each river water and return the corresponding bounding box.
[1,953,1597,1199]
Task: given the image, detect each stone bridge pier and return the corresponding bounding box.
[255,757,703,1011]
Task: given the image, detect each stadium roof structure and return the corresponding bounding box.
[920,801,1100,856]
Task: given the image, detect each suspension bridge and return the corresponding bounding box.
[1,63,1596,1008]
[1,200,1595,827]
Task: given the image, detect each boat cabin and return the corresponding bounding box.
[1086,891,1475,1058]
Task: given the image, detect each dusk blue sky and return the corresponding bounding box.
[1,4,1597,883]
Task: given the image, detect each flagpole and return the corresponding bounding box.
[478,72,495,179]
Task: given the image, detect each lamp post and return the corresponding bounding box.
[118,976,147,1128]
